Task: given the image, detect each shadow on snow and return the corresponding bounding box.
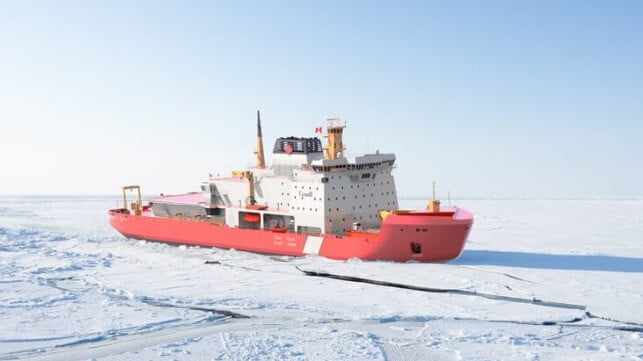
[454,250,643,273]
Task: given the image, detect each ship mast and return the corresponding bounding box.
[255,110,266,168]
[428,181,441,213]
[324,117,346,160]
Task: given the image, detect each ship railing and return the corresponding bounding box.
[167,212,226,226]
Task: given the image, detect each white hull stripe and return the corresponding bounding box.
[303,236,324,255]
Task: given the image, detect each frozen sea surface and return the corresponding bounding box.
[0,196,641,360]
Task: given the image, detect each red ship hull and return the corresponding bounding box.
[109,207,473,262]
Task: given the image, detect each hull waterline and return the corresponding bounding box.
[109,208,473,262]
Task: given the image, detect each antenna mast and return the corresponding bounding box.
[324,117,346,160]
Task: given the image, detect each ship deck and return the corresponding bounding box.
[150,193,204,205]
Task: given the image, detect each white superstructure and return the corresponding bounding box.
[175,118,399,236]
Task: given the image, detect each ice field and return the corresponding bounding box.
[0,196,641,360]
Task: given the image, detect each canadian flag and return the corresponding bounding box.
[314,127,323,134]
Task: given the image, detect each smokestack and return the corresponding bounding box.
[256,110,262,137]
[255,110,266,168]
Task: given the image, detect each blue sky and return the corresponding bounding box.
[1,1,642,198]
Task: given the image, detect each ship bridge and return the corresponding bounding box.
[309,153,396,174]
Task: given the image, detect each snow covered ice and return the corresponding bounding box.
[0,196,642,360]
